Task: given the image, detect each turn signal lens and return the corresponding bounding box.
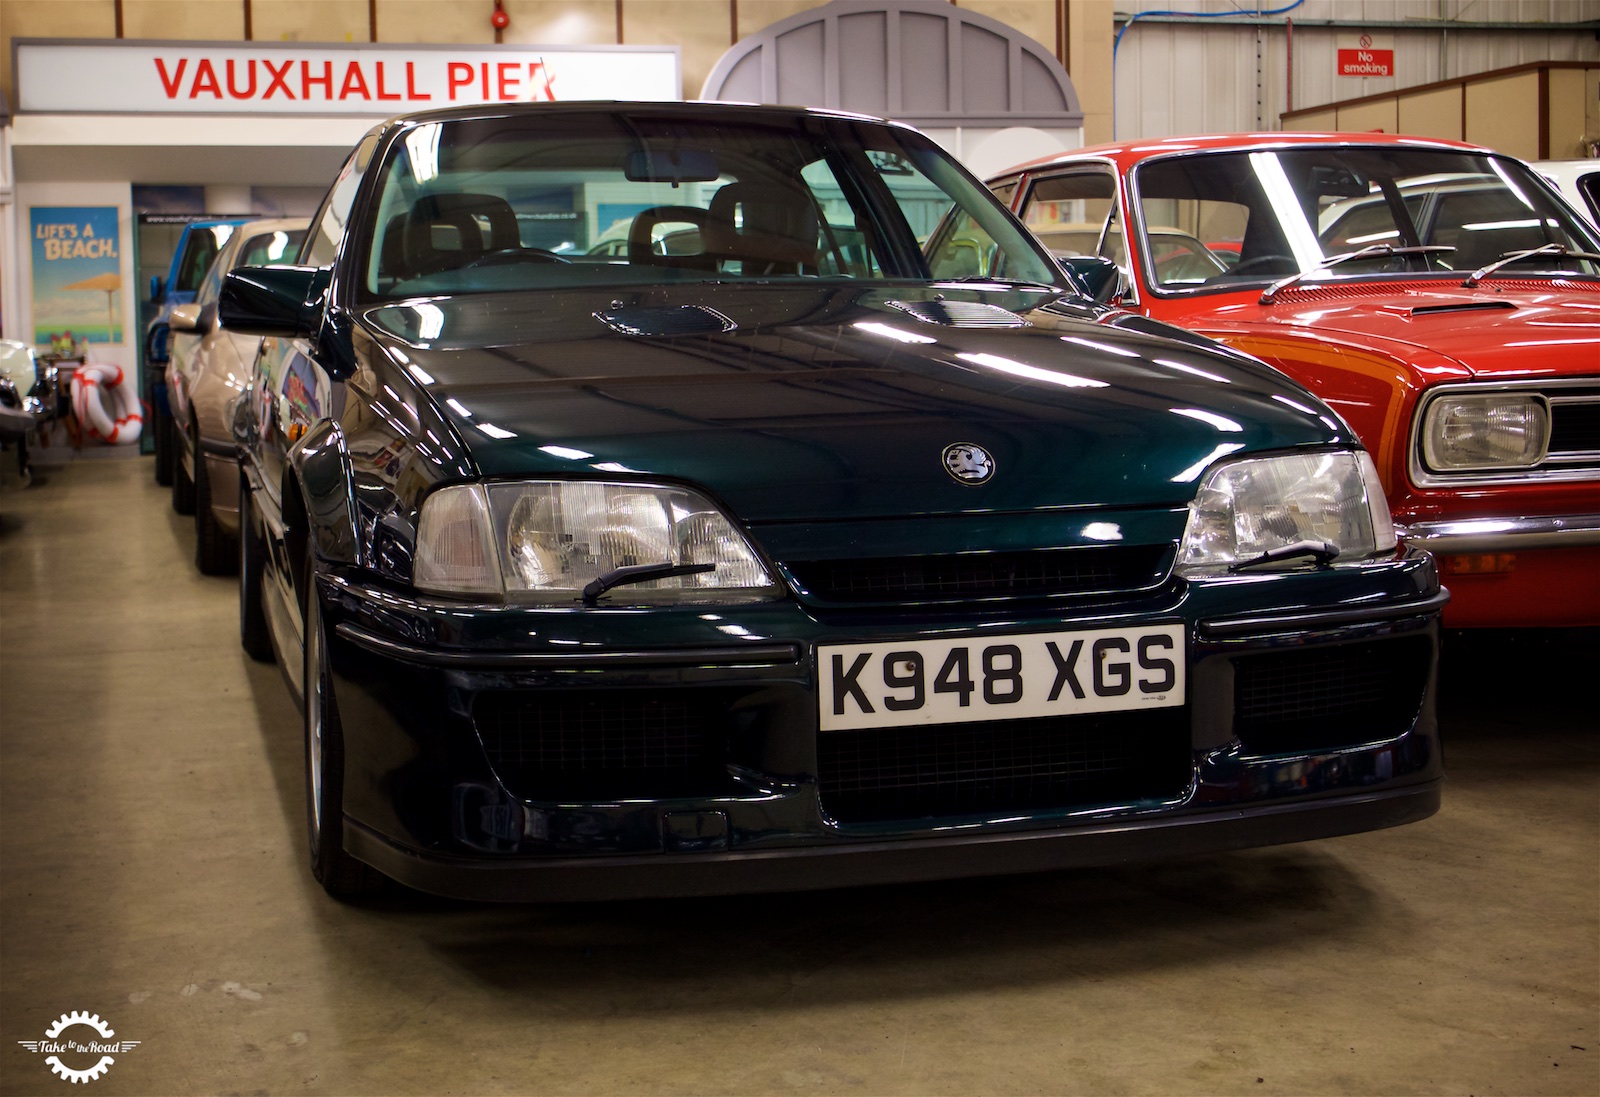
[414,484,499,594]
[1439,553,1516,576]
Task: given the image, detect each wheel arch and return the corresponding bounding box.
[284,418,361,604]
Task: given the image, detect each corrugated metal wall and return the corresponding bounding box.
[1112,0,1600,139]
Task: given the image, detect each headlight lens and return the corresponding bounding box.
[415,480,776,601]
[1422,393,1548,471]
[1177,450,1395,574]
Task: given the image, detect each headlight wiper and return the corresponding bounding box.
[1260,244,1455,304]
[1461,242,1600,288]
[1228,539,1340,572]
[582,561,715,605]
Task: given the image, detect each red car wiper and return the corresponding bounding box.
[1460,242,1600,288]
[1260,244,1455,305]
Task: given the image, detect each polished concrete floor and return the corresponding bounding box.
[1,455,1596,1096]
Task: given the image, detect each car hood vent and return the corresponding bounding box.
[1380,299,1517,319]
[593,305,737,337]
[885,299,1030,327]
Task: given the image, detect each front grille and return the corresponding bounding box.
[473,689,728,801]
[1549,400,1600,455]
[1232,637,1431,755]
[784,545,1172,604]
[817,709,1192,824]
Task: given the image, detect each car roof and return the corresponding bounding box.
[363,99,908,136]
[1000,131,1491,176]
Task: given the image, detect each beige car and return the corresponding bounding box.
[167,218,307,573]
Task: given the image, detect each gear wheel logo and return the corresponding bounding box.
[16,1010,139,1084]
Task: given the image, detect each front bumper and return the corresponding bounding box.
[319,549,1446,901]
[1397,515,1600,627]
[1398,513,1600,552]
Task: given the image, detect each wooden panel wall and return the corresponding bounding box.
[1464,71,1540,159]
[1397,87,1462,142]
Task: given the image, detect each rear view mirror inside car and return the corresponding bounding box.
[625,148,720,184]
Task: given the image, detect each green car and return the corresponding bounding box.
[221,102,1444,901]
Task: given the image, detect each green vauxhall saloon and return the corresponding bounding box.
[220,102,1444,901]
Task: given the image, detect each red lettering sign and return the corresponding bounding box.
[154,58,187,98]
[1337,48,1394,78]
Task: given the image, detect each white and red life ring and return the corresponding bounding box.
[71,362,143,445]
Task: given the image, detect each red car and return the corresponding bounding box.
[987,133,1600,627]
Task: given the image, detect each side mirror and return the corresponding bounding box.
[149,275,164,302]
[168,303,202,332]
[219,265,332,338]
[1059,255,1125,306]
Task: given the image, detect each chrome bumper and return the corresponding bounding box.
[1399,514,1600,553]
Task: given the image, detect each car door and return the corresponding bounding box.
[168,233,240,450]
[247,134,379,673]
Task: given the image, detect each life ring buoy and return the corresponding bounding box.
[71,362,143,445]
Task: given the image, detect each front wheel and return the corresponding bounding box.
[303,542,384,899]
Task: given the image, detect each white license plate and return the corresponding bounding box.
[818,624,1185,731]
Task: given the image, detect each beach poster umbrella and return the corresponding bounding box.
[61,271,122,344]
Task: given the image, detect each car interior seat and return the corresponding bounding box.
[402,193,521,278]
[626,206,717,270]
[705,179,820,275]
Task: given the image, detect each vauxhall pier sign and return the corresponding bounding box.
[14,40,680,115]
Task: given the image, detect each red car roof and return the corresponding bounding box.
[1003,131,1490,176]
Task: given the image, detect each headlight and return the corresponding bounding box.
[414,480,777,601]
[1177,450,1395,574]
[1422,393,1548,471]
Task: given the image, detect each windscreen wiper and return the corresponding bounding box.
[1228,540,1340,572]
[932,277,1063,291]
[1260,244,1455,304]
[582,562,714,605]
[1461,242,1600,288]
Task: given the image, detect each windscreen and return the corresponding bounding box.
[356,112,1063,299]
[1129,147,1600,290]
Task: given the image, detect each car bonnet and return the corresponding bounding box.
[362,285,1355,525]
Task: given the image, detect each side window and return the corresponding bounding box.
[867,151,1001,279]
[801,159,879,278]
[193,244,230,306]
[1429,187,1550,269]
[303,133,380,268]
[1020,170,1119,261]
[175,227,227,293]
[1577,173,1600,225]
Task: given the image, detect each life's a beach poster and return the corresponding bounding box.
[31,206,125,346]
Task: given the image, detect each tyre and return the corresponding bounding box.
[153,406,174,486]
[303,542,384,899]
[171,426,196,515]
[239,470,274,662]
[193,445,236,575]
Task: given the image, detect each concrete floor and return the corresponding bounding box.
[1,455,1596,1096]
